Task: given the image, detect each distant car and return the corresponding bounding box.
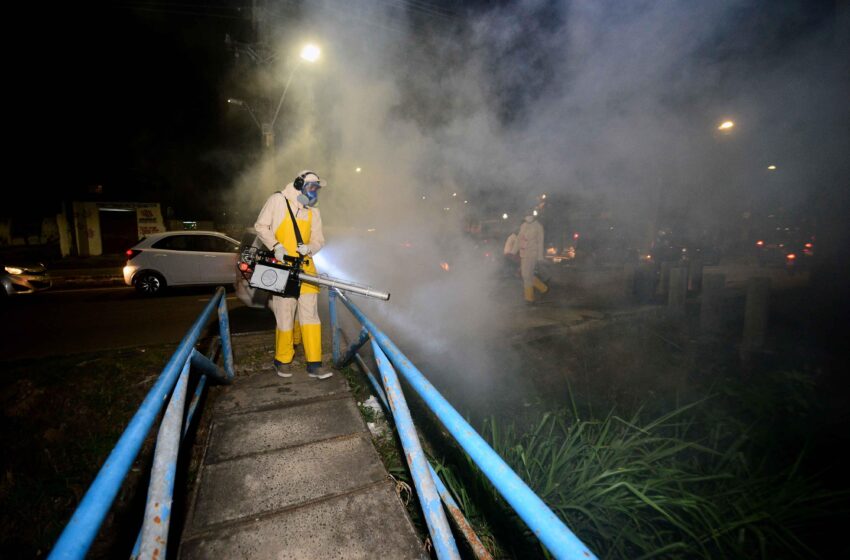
[754,238,814,273]
[1,260,52,298]
[123,231,241,295]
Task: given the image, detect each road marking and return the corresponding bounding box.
[197,296,239,302]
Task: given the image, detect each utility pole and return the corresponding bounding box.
[226,1,319,155]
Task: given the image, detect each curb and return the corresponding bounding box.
[50,275,126,290]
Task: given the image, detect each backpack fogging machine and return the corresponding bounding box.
[238,242,390,301]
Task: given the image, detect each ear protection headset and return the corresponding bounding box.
[293,171,318,191]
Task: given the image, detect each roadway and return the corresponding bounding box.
[0,286,276,362]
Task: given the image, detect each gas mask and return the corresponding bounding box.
[297,181,321,207]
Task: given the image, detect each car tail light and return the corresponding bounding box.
[786,253,796,261]
[126,249,141,260]
[756,240,764,247]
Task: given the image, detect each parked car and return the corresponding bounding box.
[123,231,241,295]
[1,259,52,298]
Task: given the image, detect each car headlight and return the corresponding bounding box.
[4,266,23,275]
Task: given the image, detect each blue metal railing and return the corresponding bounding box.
[49,287,234,560]
[330,289,598,560]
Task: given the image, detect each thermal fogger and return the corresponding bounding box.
[238,246,390,301]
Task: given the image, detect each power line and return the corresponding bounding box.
[375,0,457,21]
[113,1,249,20]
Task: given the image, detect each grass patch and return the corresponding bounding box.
[0,344,179,559]
[435,378,846,559]
[340,360,455,551]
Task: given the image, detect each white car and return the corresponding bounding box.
[123,231,240,295]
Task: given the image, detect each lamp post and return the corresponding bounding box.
[228,43,321,151]
[226,98,261,130]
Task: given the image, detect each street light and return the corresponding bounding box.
[300,43,320,62]
[226,98,261,131]
[268,43,321,141]
[718,120,735,131]
[767,165,777,171]
[228,43,321,149]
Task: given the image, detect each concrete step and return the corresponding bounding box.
[205,397,366,463]
[180,332,425,559]
[187,433,388,530]
[213,369,349,416]
[180,481,427,559]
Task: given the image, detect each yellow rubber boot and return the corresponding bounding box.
[301,323,323,364]
[274,329,295,364]
[534,276,549,294]
[524,286,535,303]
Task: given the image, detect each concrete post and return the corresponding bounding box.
[741,277,771,356]
[688,255,704,293]
[699,273,726,334]
[657,261,673,296]
[635,262,657,303]
[668,266,688,312]
[623,264,636,296]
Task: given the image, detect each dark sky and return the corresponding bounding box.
[11,0,847,226]
[17,1,247,219]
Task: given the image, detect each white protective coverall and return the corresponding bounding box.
[254,182,325,366]
[518,216,549,302]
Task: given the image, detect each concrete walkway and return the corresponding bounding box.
[179,333,426,559]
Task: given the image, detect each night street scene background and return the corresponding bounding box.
[3,1,850,558]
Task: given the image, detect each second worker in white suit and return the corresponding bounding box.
[254,170,333,379]
[518,212,549,304]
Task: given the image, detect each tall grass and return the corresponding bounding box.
[435,391,844,559]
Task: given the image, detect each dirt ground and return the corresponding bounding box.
[0,343,181,558]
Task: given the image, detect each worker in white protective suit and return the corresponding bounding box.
[518,212,549,304]
[254,170,333,379]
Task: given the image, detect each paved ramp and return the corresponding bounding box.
[179,334,426,559]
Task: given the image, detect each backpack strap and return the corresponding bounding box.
[285,197,304,247]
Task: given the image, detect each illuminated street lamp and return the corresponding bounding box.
[502,213,509,220]
[228,43,321,150]
[300,43,320,62]
[718,120,735,131]
[767,165,777,170]
[355,167,362,173]
[268,43,322,141]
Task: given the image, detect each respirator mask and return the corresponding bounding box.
[297,181,321,207]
